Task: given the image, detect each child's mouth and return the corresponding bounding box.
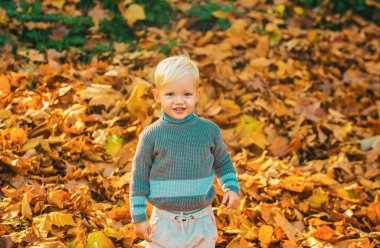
[173,107,185,114]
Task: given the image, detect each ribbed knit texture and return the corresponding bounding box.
[129,114,241,223]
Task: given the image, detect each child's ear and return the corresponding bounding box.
[195,87,201,102]
[153,88,160,103]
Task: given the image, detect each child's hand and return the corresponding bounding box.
[134,220,152,242]
[221,190,241,210]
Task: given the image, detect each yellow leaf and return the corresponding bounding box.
[21,138,41,152]
[337,188,360,203]
[120,3,146,26]
[31,241,66,248]
[310,173,339,186]
[236,115,268,148]
[33,214,50,238]
[0,8,9,24]
[47,190,66,209]
[212,10,229,18]
[77,85,123,111]
[103,227,125,240]
[222,99,242,117]
[197,31,213,46]
[106,135,124,157]
[272,101,290,117]
[0,109,11,119]
[126,84,149,121]
[249,57,271,72]
[259,224,273,248]
[226,19,247,34]
[21,189,33,220]
[43,0,65,10]
[269,30,282,46]
[86,231,115,248]
[238,0,258,8]
[67,227,86,248]
[275,5,285,14]
[226,235,254,248]
[33,212,77,238]
[309,188,329,208]
[9,127,27,143]
[332,121,352,141]
[293,6,304,14]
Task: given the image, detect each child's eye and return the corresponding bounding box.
[166,93,174,96]
[185,93,192,96]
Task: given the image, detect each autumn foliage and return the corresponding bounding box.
[0,0,380,247]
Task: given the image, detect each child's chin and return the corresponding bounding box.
[170,113,186,119]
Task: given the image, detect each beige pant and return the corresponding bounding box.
[143,204,218,248]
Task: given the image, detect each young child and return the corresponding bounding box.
[129,55,241,248]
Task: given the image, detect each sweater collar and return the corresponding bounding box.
[161,109,195,123]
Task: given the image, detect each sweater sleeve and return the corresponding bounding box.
[211,124,241,196]
[129,128,154,223]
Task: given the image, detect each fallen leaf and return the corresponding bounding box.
[259,224,273,248]
[21,189,33,220]
[106,135,124,157]
[33,212,77,238]
[86,231,115,248]
[309,188,329,208]
[312,225,338,242]
[119,3,146,27]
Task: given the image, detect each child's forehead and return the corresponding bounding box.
[159,75,197,89]
[158,82,198,92]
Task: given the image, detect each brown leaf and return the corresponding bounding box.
[273,210,300,241]
[311,225,338,242]
[47,190,67,209]
[21,189,33,220]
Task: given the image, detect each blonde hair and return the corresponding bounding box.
[154,55,199,89]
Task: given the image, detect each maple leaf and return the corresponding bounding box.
[119,3,146,27]
[33,212,77,238]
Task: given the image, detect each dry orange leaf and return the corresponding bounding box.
[47,190,67,209]
[9,127,27,144]
[312,225,338,242]
[259,224,273,248]
[21,189,33,221]
[366,202,380,225]
[0,74,10,95]
[273,210,300,241]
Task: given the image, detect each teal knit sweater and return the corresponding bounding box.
[129,113,241,223]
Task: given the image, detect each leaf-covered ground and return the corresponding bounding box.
[0,0,380,247]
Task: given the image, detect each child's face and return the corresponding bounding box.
[153,74,200,120]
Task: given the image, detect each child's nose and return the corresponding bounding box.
[174,95,185,103]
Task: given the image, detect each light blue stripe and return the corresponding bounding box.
[130,196,147,205]
[217,172,237,185]
[131,206,146,216]
[149,171,215,198]
[222,180,240,191]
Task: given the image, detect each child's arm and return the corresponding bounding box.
[211,125,241,196]
[129,128,154,224]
